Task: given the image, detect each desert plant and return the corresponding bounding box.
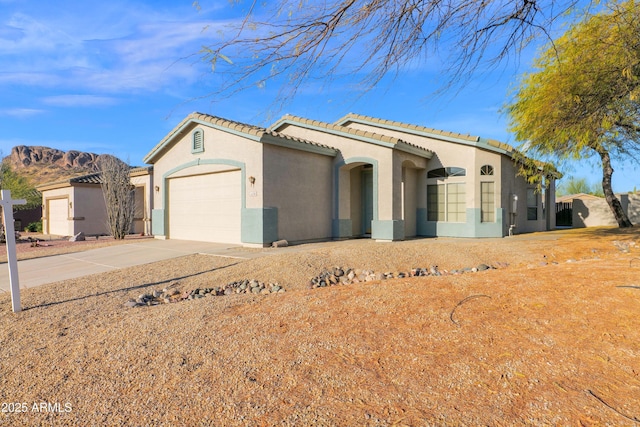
[99,155,134,240]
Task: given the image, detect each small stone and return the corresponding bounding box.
[124,300,138,308]
[152,290,161,298]
[334,268,344,277]
[261,288,270,295]
[272,285,282,293]
[477,264,490,271]
[224,288,234,296]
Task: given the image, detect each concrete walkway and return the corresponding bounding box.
[0,239,266,292]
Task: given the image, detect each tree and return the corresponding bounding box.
[507,1,640,228]
[0,161,41,208]
[556,176,604,197]
[99,155,134,240]
[197,0,587,101]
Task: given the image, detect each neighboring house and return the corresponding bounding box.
[144,112,556,246]
[557,193,640,227]
[37,167,153,237]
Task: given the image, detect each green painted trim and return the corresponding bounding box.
[337,116,517,157]
[144,118,262,163]
[160,158,252,242]
[332,218,353,238]
[261,133,338,157]
[191,128,204,154]
[423,208,505,238]
[416,208,428,236]
[395,141,434,159]
[371,220,405,241]
[333,157,379,221]
[151,209,166,236]
[272,118,397,148]
[241,207,278,244]
[162,158,247,209]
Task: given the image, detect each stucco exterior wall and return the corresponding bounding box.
[572,194,640,227]
[263,144,333,243]
[131,173,153,235]
[71,185,109,235]
[150,122,265,242]
[345,121,510,237]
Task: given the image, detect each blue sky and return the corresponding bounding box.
[0,0,637,192]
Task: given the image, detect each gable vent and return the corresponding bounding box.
[192,129,204,153]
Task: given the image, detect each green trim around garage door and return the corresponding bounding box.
[159,158,273,244]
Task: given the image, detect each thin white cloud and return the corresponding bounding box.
[0,108,46,118]
[0,2,237,94]
[41,95,118,107]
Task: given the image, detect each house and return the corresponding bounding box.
[144,112,556,246]
[37,167,153,237]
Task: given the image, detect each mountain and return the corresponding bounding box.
[3,146,108,186]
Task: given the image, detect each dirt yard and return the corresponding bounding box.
[0,227,639,426]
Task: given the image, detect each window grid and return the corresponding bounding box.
[446,183,466,222]
[527,188,538,220]
[481,182,495,222]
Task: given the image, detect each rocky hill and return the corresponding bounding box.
[4,146,107,186]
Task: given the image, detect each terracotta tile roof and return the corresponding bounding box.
[271,114,433,157]
[336,113,483,143]
[37,166,153,191]
[275,114,403,145]
[144,112,337,163]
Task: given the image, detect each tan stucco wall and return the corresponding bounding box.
[150,123,265,237]
[275,123,428,224]
[276,123,395,220]
[71,185,109,235]
[263,144,333,242]
[131,173,153,235]
[573,194,640,227]
[345,121,555,235]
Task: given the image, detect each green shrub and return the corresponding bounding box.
[26,221,42,233]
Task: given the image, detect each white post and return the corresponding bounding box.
[0,190,26,313]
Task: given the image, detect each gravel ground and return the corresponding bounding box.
[0,227,639,425]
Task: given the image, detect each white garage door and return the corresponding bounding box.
[168,170,242,243]
[47,198,69,236]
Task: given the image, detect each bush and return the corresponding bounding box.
[26,221,42,233]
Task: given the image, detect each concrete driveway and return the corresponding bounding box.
[0,239,264,292]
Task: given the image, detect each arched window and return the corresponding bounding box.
[427,167,466,178]
[192,129,204,153]
[480,165,494,175]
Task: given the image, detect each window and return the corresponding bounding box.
[480,165,494,175]
[447,183,466,222]
[428,183,466,222]
[192,129,204,153]
[481,182,495,222]
[427,184,445,221]
[427,167,466,178]
[527,188,538,220]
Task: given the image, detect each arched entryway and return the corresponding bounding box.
[333,158,377,239]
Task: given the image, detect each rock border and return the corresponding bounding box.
[124,279,285,308]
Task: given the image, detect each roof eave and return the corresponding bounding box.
[261,133,339,157]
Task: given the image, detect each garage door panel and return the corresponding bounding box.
[47,198,68,236]
[168,171,242,244]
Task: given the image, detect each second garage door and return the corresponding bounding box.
[168,170,242,243]
[47,198,69,236]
